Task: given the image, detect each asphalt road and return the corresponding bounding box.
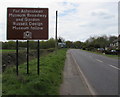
[60,50,91,95]
[69,49,119,95]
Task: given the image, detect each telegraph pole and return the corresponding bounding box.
[55,11,58,52]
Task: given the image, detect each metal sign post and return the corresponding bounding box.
[16,40,19,75]
[37,40,40,75]
[7,8,48,75]
[27,40,29,74]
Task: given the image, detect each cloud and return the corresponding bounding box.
[90,9,115,19]
[58,2,117,41]
[0,1,118,42]
[0,23,6,41]
[55,1,79,17]
[59,8,77,17]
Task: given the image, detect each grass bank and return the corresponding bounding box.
[2,49,67,95]
[2,48,55,71]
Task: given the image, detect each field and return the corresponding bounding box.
[2,49,67,95]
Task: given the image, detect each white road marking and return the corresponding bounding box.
[96,59,103,63]
[109,65,120,70]
[70,52,97,95]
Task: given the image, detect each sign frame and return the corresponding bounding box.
[7,7,49,40]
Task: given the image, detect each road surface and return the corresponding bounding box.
[69,49,119,95]
[60,50,91,95]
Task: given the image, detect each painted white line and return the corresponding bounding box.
[96,59,103,63]
[109,65,120,70]
[70,52,97,95]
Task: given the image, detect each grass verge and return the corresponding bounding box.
[2,49,67,95]
[81,49,118,59]
[1,49,16,53]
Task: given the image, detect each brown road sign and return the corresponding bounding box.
[7,8,48,40]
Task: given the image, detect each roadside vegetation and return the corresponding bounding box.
[2,49,67,95]
[0,49,16,52]
[82,49,118,59]
[65,35,119,57]
[2,35,119,71]
[1,35,119,95]
[2,35,119,55]
[2,48,55,71]
[2,38,56,50]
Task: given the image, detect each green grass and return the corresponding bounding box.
[105,54,119,59]
[2,49,67,95]
[81,49,118,59]
[1,49,16,52]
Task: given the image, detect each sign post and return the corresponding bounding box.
[38,40,40,75]
[7,8,48,75]
[27,40,29,74]
[16,40,18,75]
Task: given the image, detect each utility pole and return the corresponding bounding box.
[55,11,58,52]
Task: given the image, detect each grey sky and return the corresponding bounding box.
[0,0,119,42]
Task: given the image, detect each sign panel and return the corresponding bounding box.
[7,8,48,40]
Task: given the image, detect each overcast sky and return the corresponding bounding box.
[0,0,119,42]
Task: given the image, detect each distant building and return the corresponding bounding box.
[109,35,120,50]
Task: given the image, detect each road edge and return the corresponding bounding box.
[70,51,97,96]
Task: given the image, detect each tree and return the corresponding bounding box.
[58,37,65,43]
[73,41,82,49]
[83,35,109,51]
[66,41,73,48]
[108,36,117,44]
[46,38,55,48]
